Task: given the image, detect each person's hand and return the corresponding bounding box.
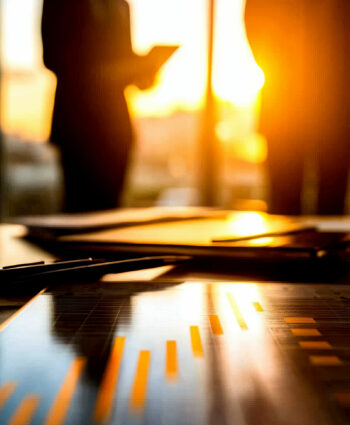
[133,55,158,90]
[134,73,157,90]
[132,45,180,90]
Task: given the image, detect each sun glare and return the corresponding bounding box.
[127,0,207,116]
[1,0,265,158]
[226,211,270,237]
[1,0,38,70]
[213,0,264,107]
[127,0,264,116]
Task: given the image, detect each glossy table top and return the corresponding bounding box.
[0,223,350,425]
[0,278,349,425]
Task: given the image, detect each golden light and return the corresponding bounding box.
[0,0,55,141]
[235,133,267,163]
[216,122,267,163]
[226,211,271,237]
[127,0,207,117]
[1,0,37,71]
[225,283,262,330]
[213,281,291,397]
[212,0,264,107]
[1,73,55,142]
[247,236,274,246]
[1,0,265,169]
[127,0,265,116]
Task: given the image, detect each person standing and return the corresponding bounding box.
[42,0,159,212]
[245,0,350,214]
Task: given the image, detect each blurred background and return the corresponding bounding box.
[0,0,266,218]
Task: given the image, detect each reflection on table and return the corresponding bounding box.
[0,279,349,425]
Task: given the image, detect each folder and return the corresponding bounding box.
[55,211,348,262]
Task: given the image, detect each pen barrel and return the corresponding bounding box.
[7,255,192,287]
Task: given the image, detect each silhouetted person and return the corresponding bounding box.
[41,0,159,212]
[245,0,350,215]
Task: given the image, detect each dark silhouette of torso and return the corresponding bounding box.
[42,0,134,212]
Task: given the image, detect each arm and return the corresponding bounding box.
[104,0,159,89]
[41,0,161,89]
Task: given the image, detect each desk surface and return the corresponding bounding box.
[0,225,350,425]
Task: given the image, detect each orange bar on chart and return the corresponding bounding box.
[299,341,332,350]
[94,337,126,423]
[291,328,321,336]
[285,317,316,324]
[334,392,350,408]
[227,293,248,330]
[0,382,17,410]
[209,315,223,335]
[166,341,178,382]
[130,350,151,413]
[190,326,204,358]
[252,302,264,312]
[309,356,343,366]
[7,395,40,425]
[44,357,86,425]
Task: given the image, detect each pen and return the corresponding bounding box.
[2,255,192,285]
[0,258,100,280]
[211,226,317,243]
